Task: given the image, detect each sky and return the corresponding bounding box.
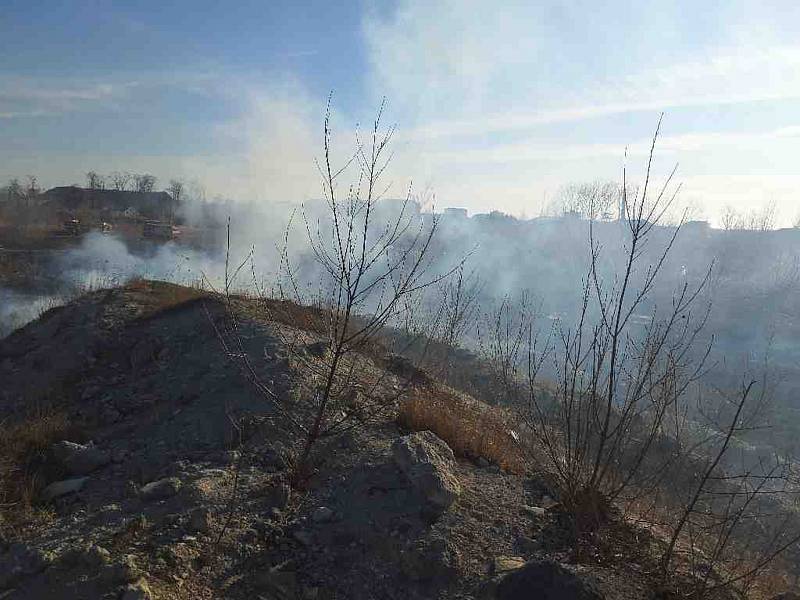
[1,0,799,225]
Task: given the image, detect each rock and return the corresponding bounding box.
[515,535,537,555]
[51,440,110,475]
[541,495,559,509]
[0,543,51,589]
[492,556,526,575]
[263,446,289,471]
[303,341,329,357]
[392,431,461,514]
[103,555,140,584]
[254,567,297,599]
[401,536,459,582]
[383,353,428,382]
[522,505,546,517]
[60,543,110,569]
[265,483,291,510]
[140,477,181,501]
[292,530,313,546]
[41,477,88,502]
[188,507,212,533]
[122,578,154,600]
[476,457,491,468]
[495,559,604,600]
[311,506,334,524]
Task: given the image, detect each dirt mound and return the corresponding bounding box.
[0,280,659,599]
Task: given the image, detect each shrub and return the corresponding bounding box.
[0,407,72,534]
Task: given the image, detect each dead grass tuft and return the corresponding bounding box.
[397,385,526,474]
[0,407,74,536]
[124,278,208,319]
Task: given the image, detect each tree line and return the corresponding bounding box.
[3,172,186,204]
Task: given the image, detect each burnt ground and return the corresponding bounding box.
[0,280,701,599]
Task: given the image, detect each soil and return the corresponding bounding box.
[0,280,710,599]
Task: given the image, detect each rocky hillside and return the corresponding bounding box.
[0,280,790,599]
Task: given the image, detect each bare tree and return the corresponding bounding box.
[85,171,104,190]
[167,179,183,204]
[721,202,777,231]
[25,175,39,198]
[549,181,626,220]
[7,178,22,204]
[657,378,800,597]
[214,98,458,484]
[133,174,157,193]
[166,179,184,223]
[516,118,713,526]
[110,171,132,191]
[287,98,459,477]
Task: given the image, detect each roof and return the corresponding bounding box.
[42,186,173,217]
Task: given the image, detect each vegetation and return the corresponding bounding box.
[0,407,71,535]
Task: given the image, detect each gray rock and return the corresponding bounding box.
[392,431,461,513]
[265,483,291,510]
[522,505,546,517]
[51,440,110,475]
[492,556,526,575]
[303,341,329,357]
[515,535,537,555]
[0,543,51,589]
[263,446,289,471]
[103,555,140,584]
[476,457,491,468]
[188,507,212,533]
[140,477,181,501]
[292,530,313,545]
[311,506,334,524]
[495,559,604,600]
[401,536,459,582]
[122,578,154,600]
[60,543,110,569]
[254,567,297,598]
[41,477,88,502]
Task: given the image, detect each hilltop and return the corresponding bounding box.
[0,281,795,599]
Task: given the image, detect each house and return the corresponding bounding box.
[41,186,177,222]
[443,207,468,219]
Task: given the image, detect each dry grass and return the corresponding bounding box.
[621,487,800,599]
[0,406,74,536]
[124,278,209,319]
[397,384,526,474]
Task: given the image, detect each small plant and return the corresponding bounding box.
[0,406,71,534]
[216,97,460,485]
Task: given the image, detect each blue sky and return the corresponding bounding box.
[2,0,799,224]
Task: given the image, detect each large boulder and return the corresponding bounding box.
[122,578,154,600]
[41,477,88,502]
[392,431,461,514]
[0,543,51,590]
[401,535,460,582]
[494,559,604,600]
[51,440,110,475]
[139,477,181,501]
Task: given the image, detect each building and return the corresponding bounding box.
[41,186,177,222]
[443,207,468,219]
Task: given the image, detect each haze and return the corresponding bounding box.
[2,1,800,225]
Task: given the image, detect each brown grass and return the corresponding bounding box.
[0,406,74,536]
[397,384,526,474]
[124,278,208,319]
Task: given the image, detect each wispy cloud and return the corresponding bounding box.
[0,79,139,118]
[402,44,800,141]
